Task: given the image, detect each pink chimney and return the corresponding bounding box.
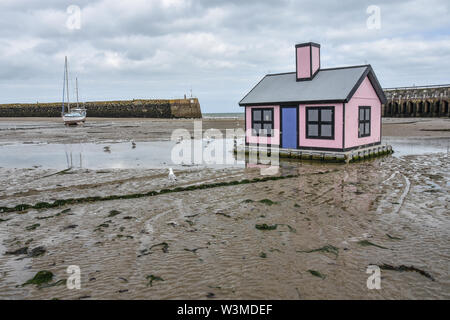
[296,42,321,81]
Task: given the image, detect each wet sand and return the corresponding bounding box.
[0,117,449,145]
[0,117,449,299]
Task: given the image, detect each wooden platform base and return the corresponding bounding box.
[234,144,393,163]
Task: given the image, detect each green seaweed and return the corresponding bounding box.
[386,234,403,240]
[357,240,388,249]
[255,224,277,231]
[5,247,28,255]
[94,223,109,232]
[146,275,164,287]
[242,199,254,203]
[216,212,231,218]
[298,245,339,258]
[107,210,121,217]
[22,271,53,287]
[184,247,207,254]
[36,215,54,220]
[377,264,434,281]
[54,208,72,217]
[259,252,267,258]
[28,246,46,257]
[278,224,297,233]
[0,218,10,223]
[308,270,326,279]
[39,279,67,289]
[25,223,40,231]
[258,199,278,206]
[149,242,169,253]
[0,175,299,213]
[36,208,71,220]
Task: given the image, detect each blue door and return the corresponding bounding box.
[281,107,298,149]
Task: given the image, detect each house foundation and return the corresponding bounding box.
[234,143,393,163]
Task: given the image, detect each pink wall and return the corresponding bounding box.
[296,46,311,79]
[344,76,381,149]
[312,46,320,75]
[299,103,344,149]
[246,106,280,145]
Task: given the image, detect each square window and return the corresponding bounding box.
[306,107,334,139]
[308,124,319,136]
[253,110,261,121]
[251,108,274,137]
[321,124,332,137]
[263,123,272,135]
[263,110,272,121]
[321,109,333,122]
[253,123,261,134]
[308,109,318,121]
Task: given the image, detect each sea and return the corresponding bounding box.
[202,113,244,119]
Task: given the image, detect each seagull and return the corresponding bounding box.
[131,140,136,149]
[168,168,177,182]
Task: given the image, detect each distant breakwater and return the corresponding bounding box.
[0,98,202,118]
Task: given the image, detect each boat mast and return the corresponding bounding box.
[66,57,70,113]
[76,77,79,109]
[62,57,66,114]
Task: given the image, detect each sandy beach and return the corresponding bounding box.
[0,117,448,299]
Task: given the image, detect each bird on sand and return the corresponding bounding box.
[168,168,177,182]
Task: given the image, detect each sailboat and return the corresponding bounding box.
[61,56,86,125]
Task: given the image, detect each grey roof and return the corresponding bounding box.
[239,65,387,105]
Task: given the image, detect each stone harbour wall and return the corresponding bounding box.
[0,98,202,118]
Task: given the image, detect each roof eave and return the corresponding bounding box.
[239,99,347,107]
[345,65,387,104]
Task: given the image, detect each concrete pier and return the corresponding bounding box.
[0,98,202,118]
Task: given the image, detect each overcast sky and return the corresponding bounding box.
[0,0,449,112]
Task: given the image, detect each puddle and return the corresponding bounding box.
[1,137,448,170]
[0,140,244,170]
[383,137,450,157]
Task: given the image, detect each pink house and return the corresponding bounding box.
[239,42,387,152]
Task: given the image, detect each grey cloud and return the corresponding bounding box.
[0,0,449,112]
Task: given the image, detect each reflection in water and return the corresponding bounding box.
[383,137,449,157]
[1,138,448,171]
[0,140,244,170]
[64,144,84,169]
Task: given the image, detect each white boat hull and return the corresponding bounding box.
[62,110,87,125]
[63,115,86,125]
